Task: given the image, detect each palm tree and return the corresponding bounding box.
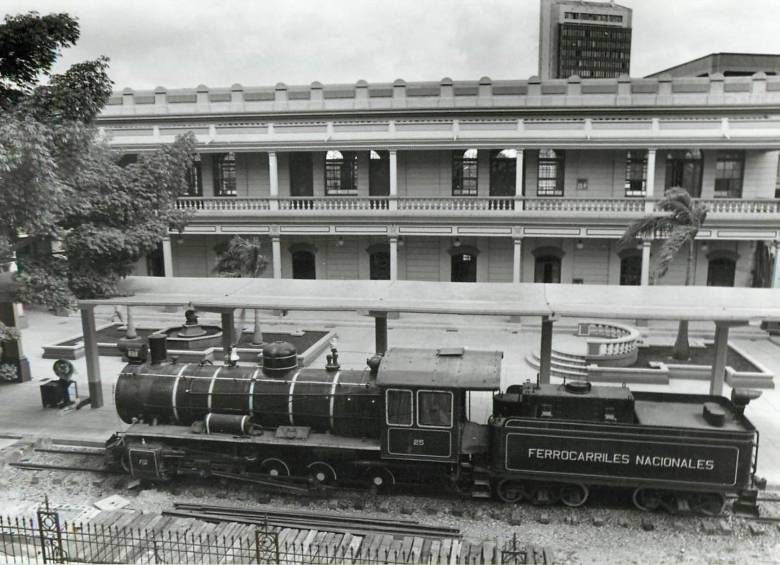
[619,188,708,360]
[213,235,269,345]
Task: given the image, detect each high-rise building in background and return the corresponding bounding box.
[539,0,632,79]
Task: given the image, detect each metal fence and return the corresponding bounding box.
[0,500,550,564]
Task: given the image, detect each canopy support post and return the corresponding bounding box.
[221,309,236,365]
[80,305,103,409]
[370,311,388,355]
[709,321,746,396]
[539,315,554,385]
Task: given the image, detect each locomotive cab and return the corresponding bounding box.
[376,347,502,464]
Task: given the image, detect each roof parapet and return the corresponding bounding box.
[101,73,780,117]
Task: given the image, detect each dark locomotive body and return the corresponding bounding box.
[109,338,762,513]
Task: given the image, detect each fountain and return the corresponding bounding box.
[159,309,222,351]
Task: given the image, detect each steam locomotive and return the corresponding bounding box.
[107,335,764,515]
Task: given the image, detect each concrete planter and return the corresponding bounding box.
[586,363,669,385]
[584,340,776,390]
[42,322,118,360]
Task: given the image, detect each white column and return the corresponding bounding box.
[773,239,780,288]
[271,236,282,279]
[514,149,524,197]
[162,237,174,278]
[645,148,656,213]
[512,238,523,283]
[389,150,398,210]
[268,151,279,210]
[389,237,398,281]
[640,240,652,286]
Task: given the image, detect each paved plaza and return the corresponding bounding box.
[2,305,780,486]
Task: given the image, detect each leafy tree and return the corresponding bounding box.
[0,12,79,108]
[0,12,196,307]
[619,188,708,360]
[213,236,269,345]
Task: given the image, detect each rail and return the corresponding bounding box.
[577,321,641,366]
[176,196,780,216]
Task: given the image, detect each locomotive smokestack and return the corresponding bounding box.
[148,334,168,365]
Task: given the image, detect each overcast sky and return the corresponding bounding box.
[5,0,780,90]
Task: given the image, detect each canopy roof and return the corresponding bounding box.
[79,276,780,323]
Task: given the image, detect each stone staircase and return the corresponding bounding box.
[525,350,589,380]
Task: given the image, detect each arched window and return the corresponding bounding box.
[452,149,479,196]
[490,149,518,198]
[532,246,564,283]
[537,149,564,197]
[451,253,477,282]
[369,150,389,197]
[448,244,479,282]
[290,244,317,279]
[665,149,702,197]
[214,152,237,196]
[185,154,202,196]
[707,257,736,287]
[534,256,561,283]
[325,150,358,195]
[619,254,642,286]
[289,153,313,197]
[370,251,390,280]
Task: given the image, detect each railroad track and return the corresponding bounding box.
[9,441,114,475]
[167,502,462,539]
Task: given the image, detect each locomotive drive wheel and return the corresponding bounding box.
[307,461,337,485]
[632,487,662,512]
[496,479,524,503]
[560,483,589,508]
[366,467,395,491]
[690,492,727,516]
[259,458,290,478]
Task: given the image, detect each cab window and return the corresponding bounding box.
[386,389,412,426]
[417,390,453,428]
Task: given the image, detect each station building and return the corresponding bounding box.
[97,73,780,289]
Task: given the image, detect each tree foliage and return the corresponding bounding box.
[619,188,708,284]
[213,236,269,279]
[0,12,196,308]
[619,188,709,359]
[0,12,79,108]
[213,236,269,344]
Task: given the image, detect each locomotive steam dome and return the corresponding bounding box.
[262,341,298,377]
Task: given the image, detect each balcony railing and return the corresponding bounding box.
[177,197,271,212]
[700,198,780,214]
[176,196,780,216]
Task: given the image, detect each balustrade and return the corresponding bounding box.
[579,321,640,363]
[695,199,780,214]
[525,199,646,213]
[177,197,271,212]
[176,196,780,216]
[278,197,391,211]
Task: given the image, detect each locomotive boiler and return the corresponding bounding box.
[115,337,381,438]
[108,334,765,515]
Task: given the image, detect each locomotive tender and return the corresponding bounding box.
[108,335,763,514]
